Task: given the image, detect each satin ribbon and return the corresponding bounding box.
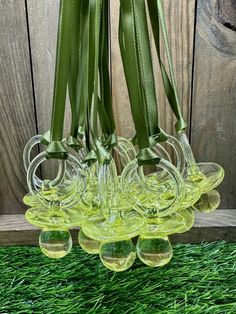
[147,0,187,132]
[120,0,162,165]
[83,0,112,165]
[97,0,117,151]
[67,0,89,151]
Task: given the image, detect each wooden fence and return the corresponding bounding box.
[0,0,236,244]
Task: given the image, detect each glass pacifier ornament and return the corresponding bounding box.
[77,132,139,259]
[148,0,224,213]
[22,129,88,257]
[25,147,86,259]
[69,0,137,269]
[23,131,88,228]
[120,0,185,268]
[121,156,187,267]
[24,0,87,258]
[24,140,87,260]
[150,135,201,212]
[179,133,224,212]
[81,158,144,271]
[78,136,138,257]
[22,133,66,204]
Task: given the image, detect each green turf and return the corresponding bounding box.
[0,242,235,314]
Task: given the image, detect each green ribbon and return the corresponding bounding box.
[83,0,111,165]
[98,0,117,151]
[98,0,115,137]
[46,0,73,159]
[131,0,160,138]
[66,134,83,151]
[119,0,160,164]
[119,0,150,150]
[119,0,162,165]
[67,0,81,139]
[137,148,161,166]
[66,0,90,151]
[41,130,51,146]
[127,0,168,145]
[46,141,68,160]
[147,0,187,132]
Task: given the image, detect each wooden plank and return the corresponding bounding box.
[0,0,36,214]
[0,210,235,245]
[26,0,60,136]
[172,210,236,243]
[110,1,196,138]
[191,0,236,209]
[170,227,236,243]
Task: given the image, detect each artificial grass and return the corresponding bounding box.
[0,242,235,314]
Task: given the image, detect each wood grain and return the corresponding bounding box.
[191,0,236,209]
[26,0,59,136]
[0,0,36,214]
[171,209,236,242]
[0,210,235,245]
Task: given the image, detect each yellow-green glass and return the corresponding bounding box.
[177,208,195,233]
[82,171,145,242]
[135,174,183,217]
[179,133,224,194]
[25,203,85,229]
[179,181,201,210]
[23,193,41,207]
[137,236,172,267]
[141,214,184,238]
[99,240,136,272]
[78,230,101,254]
[193,189,220,213]
[82,209,144,242]
[186,163,224,194]
[39,229,72,259]
[121,159,186,218]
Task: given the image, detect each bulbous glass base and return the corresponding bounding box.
[99,239,136,272]
[192,190,220,213]
[78,229,101,254]
[39,229,72,259]
[137,236,172,267]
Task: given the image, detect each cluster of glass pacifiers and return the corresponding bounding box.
[23,132,224,272]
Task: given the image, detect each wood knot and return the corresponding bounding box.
[216,0,236,31]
